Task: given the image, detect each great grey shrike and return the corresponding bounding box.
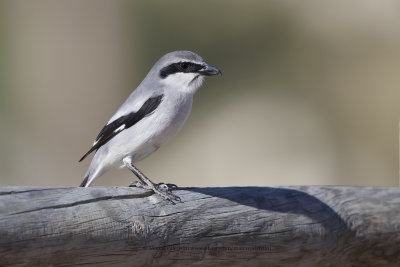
[79,51,221,202]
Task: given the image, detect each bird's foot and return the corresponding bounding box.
[156,182,178,190]
[129,180,152,190]
[153,183,181,204]
[129,181,181,203]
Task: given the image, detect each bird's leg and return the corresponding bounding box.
[129,180,152,190]
[123,158,181,203]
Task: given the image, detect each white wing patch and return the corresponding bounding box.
[114,124,126,133]
[93,124,125,145]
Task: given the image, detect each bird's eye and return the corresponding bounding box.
[180,62,189,70]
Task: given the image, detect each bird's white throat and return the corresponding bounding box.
[161,72,204,94]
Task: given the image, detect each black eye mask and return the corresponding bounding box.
[159,61,204,79]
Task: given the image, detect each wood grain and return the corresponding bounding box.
[0,186,399,266]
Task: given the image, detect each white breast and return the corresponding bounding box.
[144,92,194,153]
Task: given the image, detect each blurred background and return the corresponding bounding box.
[1,0,400,187]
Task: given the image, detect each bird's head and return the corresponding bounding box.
[150,51,221,94]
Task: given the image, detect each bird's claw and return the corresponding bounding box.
[156,182,178,190]
[154,184,181,204]
[129,181,181,203]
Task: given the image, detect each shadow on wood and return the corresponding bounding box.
[0,186,399,266]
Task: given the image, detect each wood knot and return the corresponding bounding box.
[131,221,144,234]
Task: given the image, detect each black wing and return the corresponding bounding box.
[79,94,163,162]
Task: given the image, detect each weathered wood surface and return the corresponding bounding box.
[0,186,399,266]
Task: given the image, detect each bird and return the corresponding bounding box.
[79,50,221,202]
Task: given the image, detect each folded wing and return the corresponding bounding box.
[79,94,164,162]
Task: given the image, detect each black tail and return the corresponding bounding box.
[79,148,94,162]
[79,174,89,187]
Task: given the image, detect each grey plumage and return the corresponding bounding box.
[79,51,221,202]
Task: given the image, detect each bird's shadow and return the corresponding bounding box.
[181,186,349,234]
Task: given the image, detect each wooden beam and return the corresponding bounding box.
[0,186,399,266]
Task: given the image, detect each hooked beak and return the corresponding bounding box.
[198,64,222,76]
